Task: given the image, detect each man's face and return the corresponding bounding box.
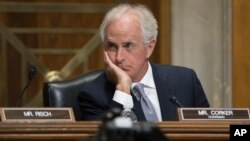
[104,14,155,82]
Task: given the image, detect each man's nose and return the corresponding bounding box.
[116,48,125,62]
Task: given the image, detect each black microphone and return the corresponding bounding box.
[16,65,36,107]
[169,96,183,107]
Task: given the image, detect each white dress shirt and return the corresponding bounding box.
[112,63,162,121]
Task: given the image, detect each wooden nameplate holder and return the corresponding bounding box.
[0,107,75,123]
[177,108,250,121]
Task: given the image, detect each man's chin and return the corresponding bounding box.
[120,68,130,74]
[119,66,132,76]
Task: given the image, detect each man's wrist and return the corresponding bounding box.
[116,84,131,94]
[113,90,133,109]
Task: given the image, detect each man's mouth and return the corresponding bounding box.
[119,65,129,71]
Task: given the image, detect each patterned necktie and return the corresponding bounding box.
[133,83,158,121]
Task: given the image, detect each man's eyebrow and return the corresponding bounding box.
[106,41,116,44]
[122,41,133,45]
[122,41,133,46]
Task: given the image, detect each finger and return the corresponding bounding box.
[104,51,118,71]
[104,51,112,66]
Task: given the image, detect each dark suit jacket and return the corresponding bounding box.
[77,63,210,121]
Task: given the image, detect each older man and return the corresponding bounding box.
[78,3,210,121]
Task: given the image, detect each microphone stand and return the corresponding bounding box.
[16,66,36,107]
[16,79,33,107]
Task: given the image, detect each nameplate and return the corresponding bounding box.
[0,107,75,123]
[178,108,250,121]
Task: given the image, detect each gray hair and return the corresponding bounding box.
[99,3,158,44]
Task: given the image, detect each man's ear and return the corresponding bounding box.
[146,39,156,59]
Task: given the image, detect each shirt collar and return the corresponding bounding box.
[132,62,155,89]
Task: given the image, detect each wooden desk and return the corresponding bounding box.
[0,120,249,141]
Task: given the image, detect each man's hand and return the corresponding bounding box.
[104,52,132,94]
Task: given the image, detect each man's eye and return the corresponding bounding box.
[105,43,117,51]
[123,43,133,49]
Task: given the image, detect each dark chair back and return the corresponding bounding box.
[43,70,104,120]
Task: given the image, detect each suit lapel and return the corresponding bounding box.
[151,63,175,120]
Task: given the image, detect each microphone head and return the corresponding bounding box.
[28,65,36,81]
[169,95,183,107]
[169,96,177,103]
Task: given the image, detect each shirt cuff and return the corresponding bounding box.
[113,90,133,109]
